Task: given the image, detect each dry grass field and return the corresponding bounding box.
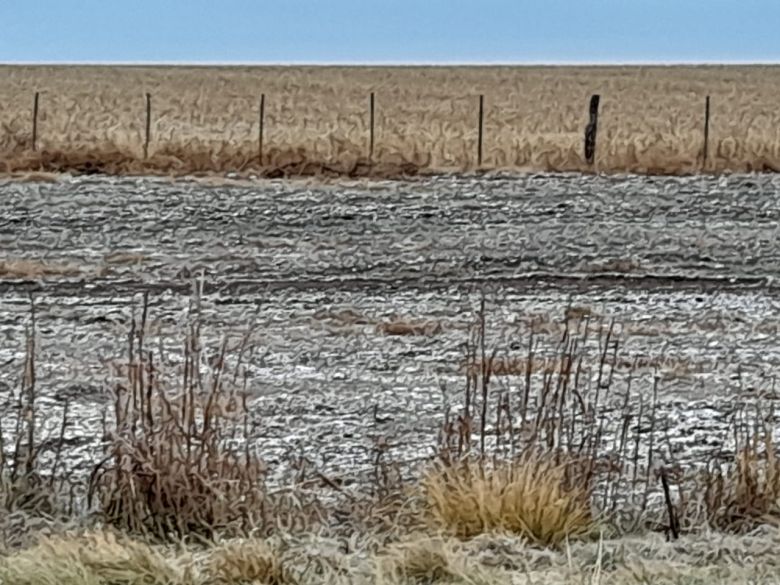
[3,65,780,176]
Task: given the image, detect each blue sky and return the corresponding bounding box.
[1,0,778,64]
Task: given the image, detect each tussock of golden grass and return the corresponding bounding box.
[423,455,594,546]
[0,531,187,585]
[204,540,289,585]
[0,258,80,279]
[5,65,780,177]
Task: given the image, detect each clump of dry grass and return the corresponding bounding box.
[88,292,270,540]
[0,530,188,585]
[700,431,780,533]
[0,258,80,279]
[423,455,594,546]
[377,536,494,584]
[204,540,290,585]
[0,143,419,179]
[376,318,443,337]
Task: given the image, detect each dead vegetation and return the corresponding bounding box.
[463,352,705,378]
[0,296,72,525]
[376,318,444,337]
[0,258,80,279]
[4,290,780,582]
[445,296,780,543]
[692,418,780,533]
[377,537,487,584]
[205,540,290,585]
[311,309,447,337]
[423,454,594,545]
[4,65,780,177]
[4,528,780,584]
[87,291,272,540]
[0,531,188,585]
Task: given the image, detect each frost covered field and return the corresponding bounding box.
[3,171,780,582]
[2,172,779,475]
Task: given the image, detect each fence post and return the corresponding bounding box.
[702,95,710,169]
[258,93,266,164]
[368,92,375,163]
[32,92,39,151]
[144,93,152,159]
[477,94,484,167]
[584,94,600,165]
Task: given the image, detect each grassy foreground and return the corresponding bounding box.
[3,528,780,584]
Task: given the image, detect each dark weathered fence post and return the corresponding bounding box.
[258,93,266,164]
[703,95,710,168]
[369,92,375,162]
[660,468,680,541]
[144,93,152,159]
[477,94,484,167]
[32,92,39,151]
[584,94,600,165]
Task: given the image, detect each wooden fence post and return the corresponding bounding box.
[32,92,39,151]
[702,95,710,169]
[660,468,680,541]
[144,93,151,159]
[477,94,484,167]
[258,93,266,164]
[368,92,375,163]
[584,94,600,165]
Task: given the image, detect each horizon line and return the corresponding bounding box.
[3,59,780,67]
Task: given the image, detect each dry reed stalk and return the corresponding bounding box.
[443,302,662,534]
[692,402,780,533]
[88,291,270,540]
[1,295,72,520]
